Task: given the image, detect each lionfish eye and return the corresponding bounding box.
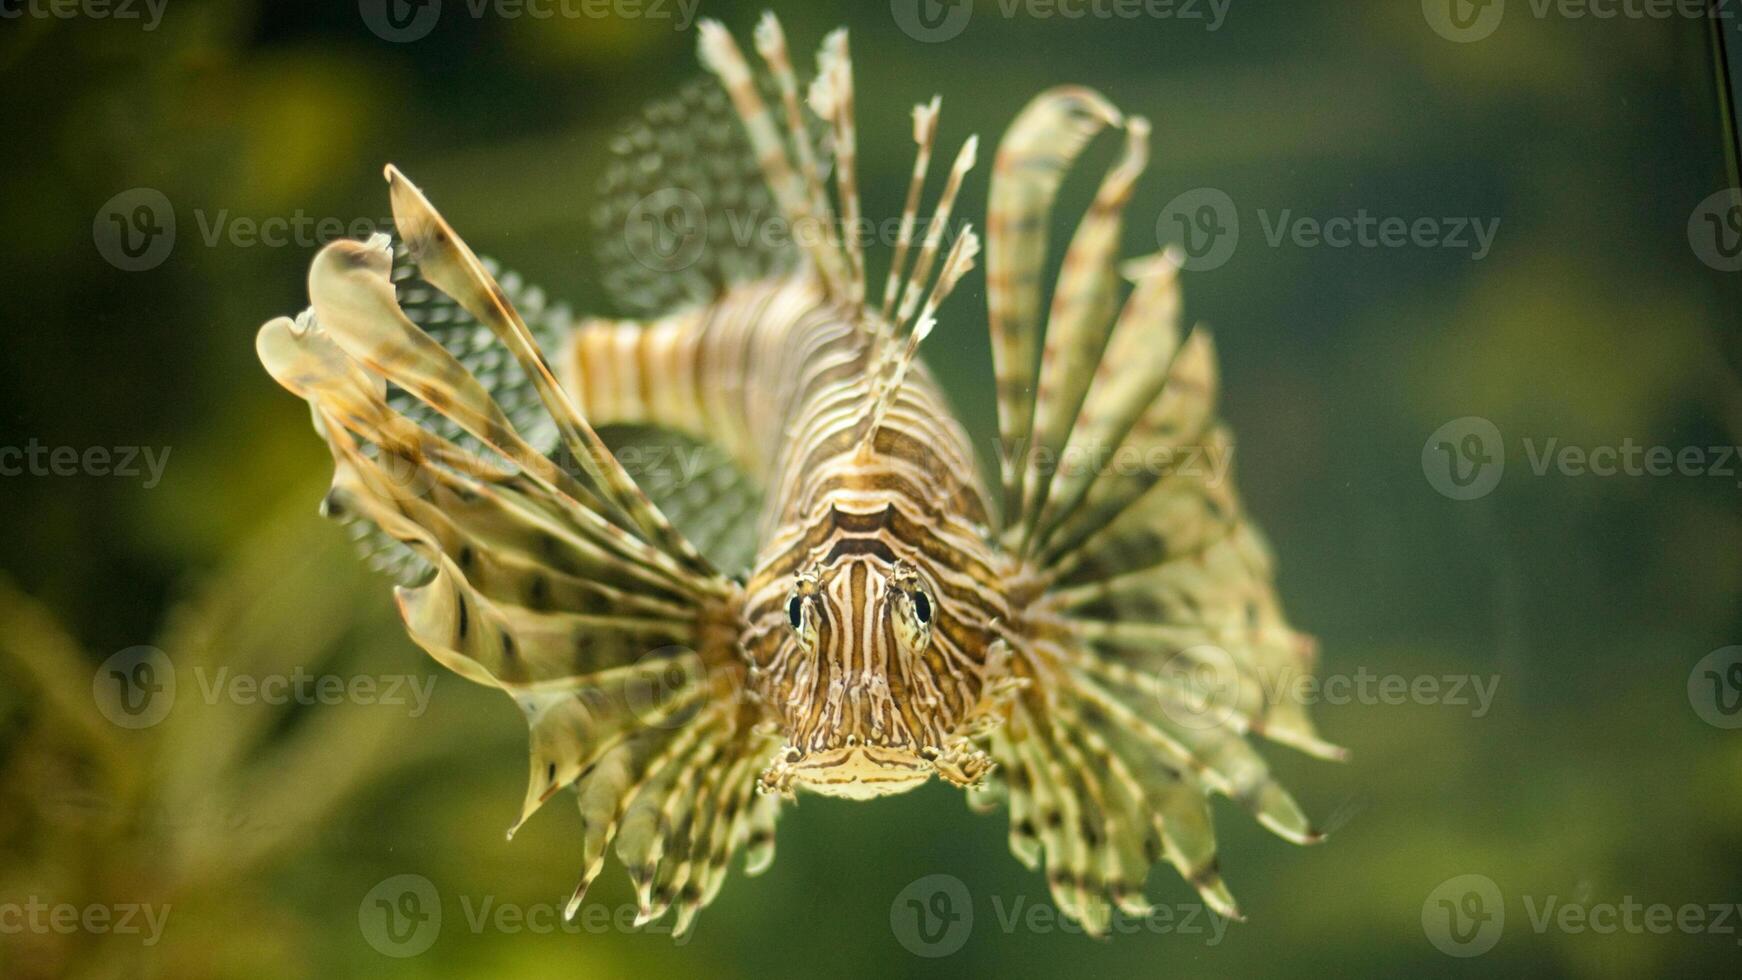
[787,594,804,629]
[911,589,932,625]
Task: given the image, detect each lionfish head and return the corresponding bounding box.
[750,546,1012,801]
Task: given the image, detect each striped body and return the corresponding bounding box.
[562,275,1015,798]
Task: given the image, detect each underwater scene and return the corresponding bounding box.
[2,0,1740,977]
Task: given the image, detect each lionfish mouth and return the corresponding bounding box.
[776,745,933,800]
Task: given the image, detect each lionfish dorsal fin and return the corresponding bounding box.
[697,18,855,302]
[805,27,865,314]
[699,14,989,457]
[752,13,840,282]
[857,97,980,455]
[985,88,1123,522]
[879,96,941,322]
[1014,113,1152,549]
[858,226,981,457]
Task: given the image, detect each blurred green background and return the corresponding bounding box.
[4,0,1742,976]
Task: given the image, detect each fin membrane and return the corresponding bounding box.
[591,75,832,319]
[598,424,762,578]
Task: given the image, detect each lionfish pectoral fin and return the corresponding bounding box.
[971,87,1343,936]
[987,635,1335,935]
[985,87,1123,526]
[257,168,782,937]
[591,65,826,320]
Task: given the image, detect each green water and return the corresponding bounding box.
[2,1,1739,976]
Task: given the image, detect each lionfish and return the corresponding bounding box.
[256,14,1343,937]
